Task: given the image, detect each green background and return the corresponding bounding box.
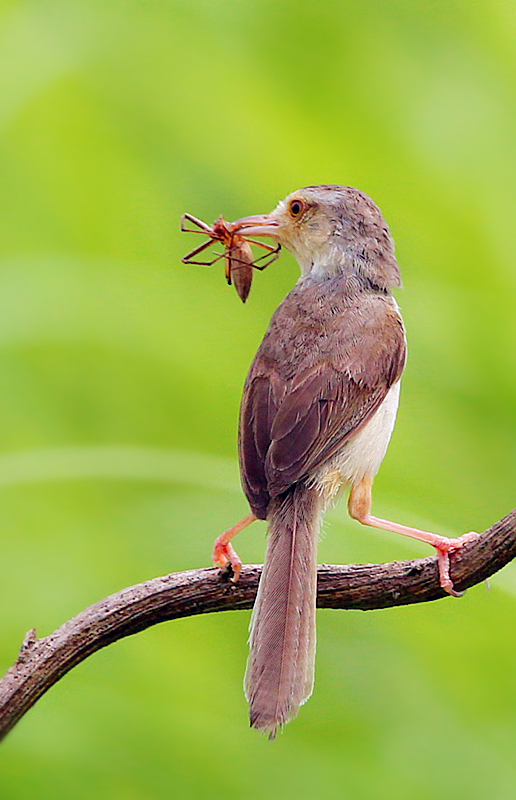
[1,1,516,798]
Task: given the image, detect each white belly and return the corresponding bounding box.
[311,380,401,497]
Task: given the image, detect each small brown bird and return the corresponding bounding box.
[212,185,477,738]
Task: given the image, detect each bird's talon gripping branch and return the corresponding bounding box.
[434,531,480,597]
[212,540,242,581]
[212,513,257,583]
[435,550,463,597]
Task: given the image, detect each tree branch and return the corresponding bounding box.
[1,508,515,740]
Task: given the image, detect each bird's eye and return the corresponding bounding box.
[289,199,305,218]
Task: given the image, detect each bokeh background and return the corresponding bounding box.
[1,1,516,798]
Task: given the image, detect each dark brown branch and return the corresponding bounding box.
[1,508,515,740]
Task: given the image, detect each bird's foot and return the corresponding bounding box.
[212,536,242,581]
[433,532,479,597]
[211,513,256,582]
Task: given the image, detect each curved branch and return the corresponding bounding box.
[1,508,515,740]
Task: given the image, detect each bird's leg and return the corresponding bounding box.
[348,475,478,596]
[212,513,257,581]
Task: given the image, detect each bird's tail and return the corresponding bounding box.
[244,482,322,738]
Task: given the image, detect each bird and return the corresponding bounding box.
[211,185,478,738]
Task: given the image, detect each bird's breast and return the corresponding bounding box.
[310,380,401,503]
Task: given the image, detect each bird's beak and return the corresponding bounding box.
[231,213,282,240]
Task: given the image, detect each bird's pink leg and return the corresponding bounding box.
[212,513,257,581]
[348,475,478,597]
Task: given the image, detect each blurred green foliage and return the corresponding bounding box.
[0,1,516,798]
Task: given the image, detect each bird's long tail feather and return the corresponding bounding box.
[244,483,322,738]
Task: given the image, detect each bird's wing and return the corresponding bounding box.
[239,293,406,518]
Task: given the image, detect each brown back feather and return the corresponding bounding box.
[239,277,406,518]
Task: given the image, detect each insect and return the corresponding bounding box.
[181,213,281,303]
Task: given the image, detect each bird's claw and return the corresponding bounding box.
[435,531,479,597]
[212,538,242,582]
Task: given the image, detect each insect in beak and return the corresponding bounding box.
[181,214,281,302]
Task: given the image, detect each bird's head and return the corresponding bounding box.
[233,185,402,291]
